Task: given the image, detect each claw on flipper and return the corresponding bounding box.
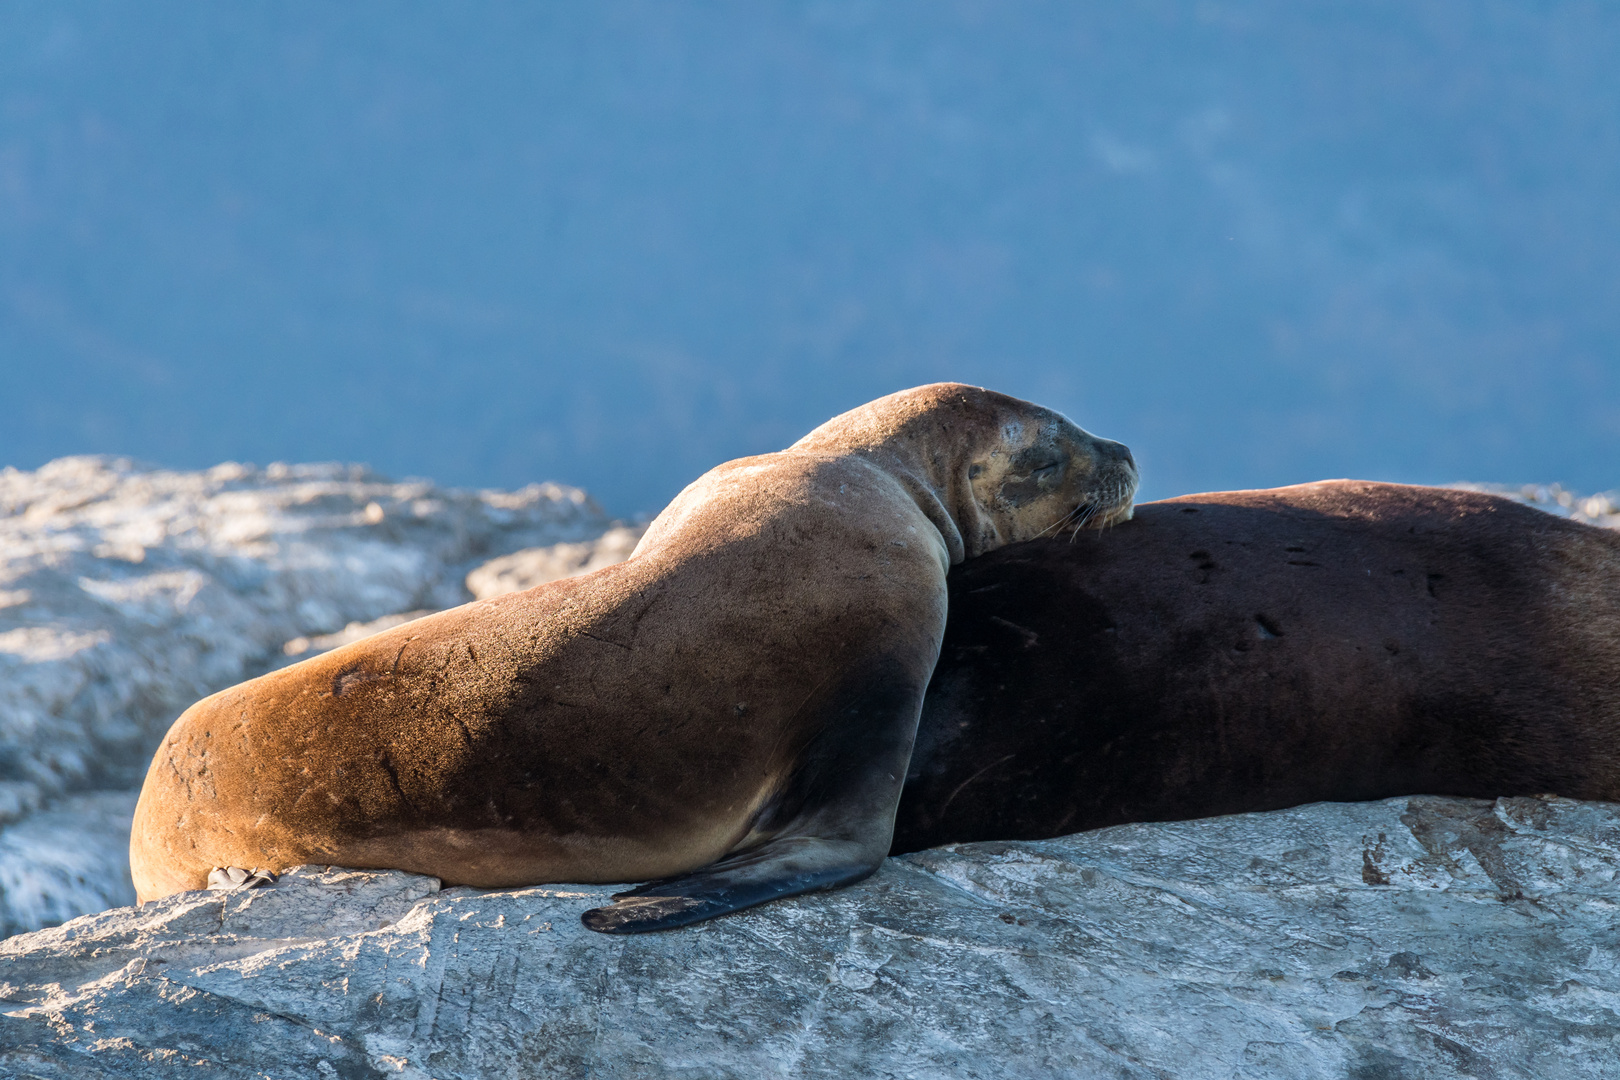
[207,866,277,892]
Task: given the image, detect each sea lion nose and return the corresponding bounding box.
[1096,438,1136,472]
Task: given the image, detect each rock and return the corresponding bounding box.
[0,457,610,936]
[2,795,1617,1078]
[5,463,1620,1072]
[278,525,650,662]
[0,793,139,936]
[1452,482,1620,528]
[465,522,647,599]
[276,610,437,667]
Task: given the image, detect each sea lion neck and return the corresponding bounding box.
[846,443,972,566]
[788,383,1033,565]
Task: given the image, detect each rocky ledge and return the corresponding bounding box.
[0,457,615,935]
[3,794,1619,1079]
[3,462,1619,1077]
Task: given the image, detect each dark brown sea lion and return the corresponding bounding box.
[894,480,1620,853]
[129,384,1137,932]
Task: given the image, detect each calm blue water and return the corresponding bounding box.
[3,2,1617,515]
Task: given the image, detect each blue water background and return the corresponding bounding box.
[3,2,1616,515]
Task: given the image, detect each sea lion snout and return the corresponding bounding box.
[1074,434,1138,527]
[1089,436,1136,474]
[1067,431,1137,500]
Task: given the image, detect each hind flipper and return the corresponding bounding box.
[207,866,277,891]
[580,836,873,933]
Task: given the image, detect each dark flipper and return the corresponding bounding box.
[582,647,942,934]
[580,837,874,933]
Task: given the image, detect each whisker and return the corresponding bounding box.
[1068,502,1101,542]
[1035,500,1087,540]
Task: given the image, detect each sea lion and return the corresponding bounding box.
[129,384,1137,932]
[893,480,1620,853]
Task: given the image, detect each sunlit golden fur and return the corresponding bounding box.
[131,383,1136,928]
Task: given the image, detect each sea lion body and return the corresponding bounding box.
[131,384,1136,931]
[896,481,1620,852]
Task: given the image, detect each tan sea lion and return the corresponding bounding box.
[129,383,1137,932]
[894,480,1620,853]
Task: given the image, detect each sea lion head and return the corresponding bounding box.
[960,394,1137,545]
[793,383,1138,560]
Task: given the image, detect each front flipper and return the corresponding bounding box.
[583,626,947,934]
[580,837,874,933]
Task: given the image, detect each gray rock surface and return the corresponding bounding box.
[276,610,438,668]
[0,793,139,940]
[465,523,648,600]
[1453,483,1620,528]
[2,795,1618,1079]
[4,464,1619,1077]
[0,457,609,936]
